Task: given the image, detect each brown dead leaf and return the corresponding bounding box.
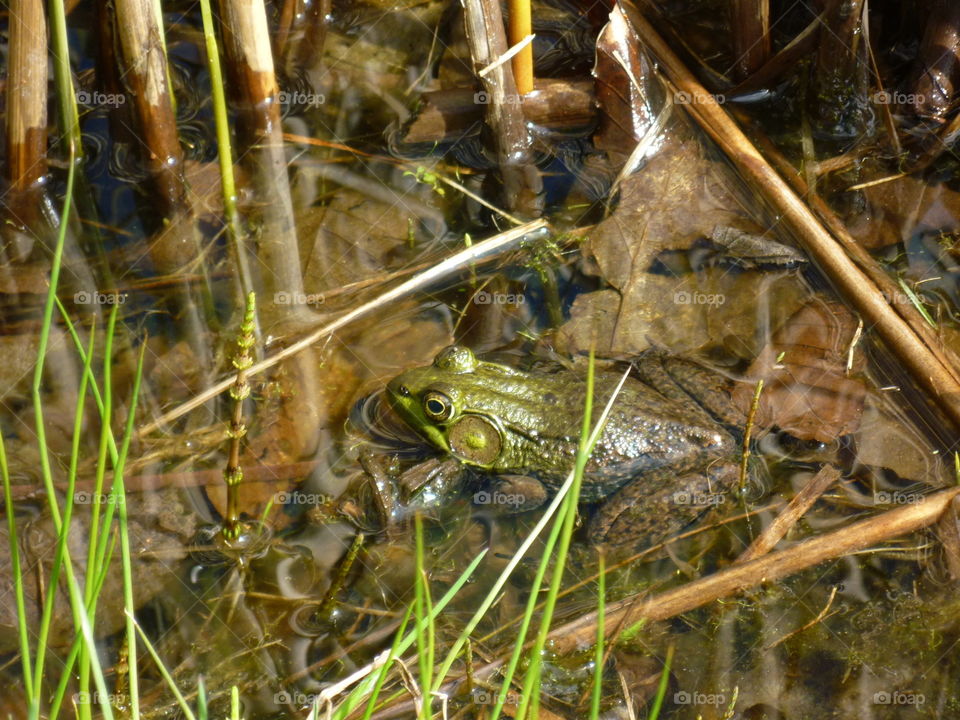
[733,300,866,442]
[593,4,658,157]
[854,395,950,485]
[846,172,960,250]
[557,133,809,356]
[300,189,421,296]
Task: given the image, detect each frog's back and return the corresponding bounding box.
[487,369,734,500]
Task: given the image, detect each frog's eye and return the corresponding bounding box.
[422,391,454,421]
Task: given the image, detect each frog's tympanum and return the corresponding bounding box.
[386,345,751,550]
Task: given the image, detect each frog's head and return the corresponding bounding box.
[386,345,511,469]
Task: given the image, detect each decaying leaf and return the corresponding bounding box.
[733,300,866,442]
[556,133,810,356]
[593,4,660,158]
[300,189,428,295]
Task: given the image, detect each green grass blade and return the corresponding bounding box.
[79,307,119,705]
[647,644,674,720]
[414,514,434,718]
[54,297,119,463]
[32,316,95,707]
[589,550,606,719]
[329,549,487,720]
[0,433,34,700]
[486,471,571,720]
[131,613,197,720]
[360,605,415,720]
[115,340,148,720]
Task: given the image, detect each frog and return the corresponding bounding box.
[384,344,752,550]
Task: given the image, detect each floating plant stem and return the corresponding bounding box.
[223,292,256,539]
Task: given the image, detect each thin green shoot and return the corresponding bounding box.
[721,686,740,718]
[360,605,415,720]
[45,323,145,720]
[47,0,81,150]
[80,306,120,704]
[898,277,936,328]
[53,297,119,464]
[198,679,208,720]
[28,130,112,719]
[130,612,197,720]
[257,495,276,533]
[329,549,488,720]
[47,530,117,720]
[232,686,241,720]
[646,644,674,720]
[589,550,606,719]
[197,0,255,301]
[484,463,575,720]
[32,312,95,713]
[0,433,33,701]
[116,341,148,720]
[414,514,434,719]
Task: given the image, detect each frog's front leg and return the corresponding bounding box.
[346,451,464,537]
[588,463,740,551]
[473,475,550,515]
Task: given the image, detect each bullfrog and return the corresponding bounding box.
[385,345,750,549]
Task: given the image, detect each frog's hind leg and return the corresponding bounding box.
[588,463,739,551]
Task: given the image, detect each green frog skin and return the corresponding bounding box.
[386,345,746,548]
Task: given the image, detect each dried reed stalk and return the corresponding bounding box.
[217,0,315,327]
[5,0,48,235]
[730,0,770,79]
[462,0,542,215]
